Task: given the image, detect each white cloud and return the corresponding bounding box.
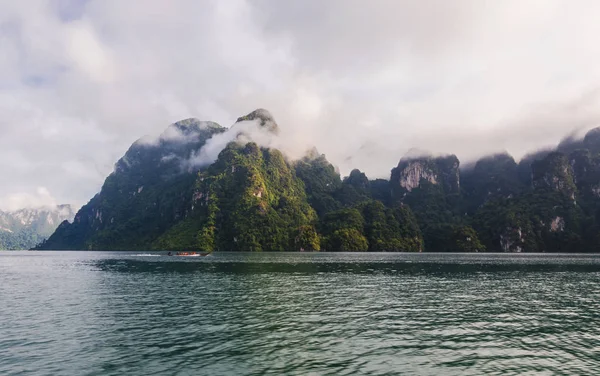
[65,21,116,82]
[187,119,277,168]
[0,187,58,212]
[2,0,600,208]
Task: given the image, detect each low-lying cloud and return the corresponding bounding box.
[0,187,58,212]
[186,117,311,168]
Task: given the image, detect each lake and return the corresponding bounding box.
[2,251,600,375]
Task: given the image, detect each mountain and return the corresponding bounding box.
[36,118,227,251]
[389,154,467,252]
[154,142,318,252]
[36,109,600,252]
[37,110,424,252]
[461,153,524,214]
[0,205,74,250]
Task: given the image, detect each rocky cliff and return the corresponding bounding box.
[531,152,577,198]
[391,154,460,196]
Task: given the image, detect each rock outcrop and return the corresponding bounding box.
[531,152,577,198]
[235,108,279,134]
[391,154,460,195]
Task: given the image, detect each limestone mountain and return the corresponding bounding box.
[383,125,600,253]
[37,109,425,252]
[0,205,74,250]
[391,154,460,196]
[468,146,594,252]
[461,153,524,214]
[36,109,600,253]
[235,108,279,134]
[531,152,577,198]
[389,154,466,252]
[37,118,228,250]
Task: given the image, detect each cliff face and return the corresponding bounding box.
[396,160,438,192]
[471,144,597,253]
[386,126,600,253]
[461,153,522,213]
[389,155,462,252]
[569,150,600,198]
[391,155,460,196]
[531,152,577,198]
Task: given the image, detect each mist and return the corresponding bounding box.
[0,187,58,212]
[2,0,600,210]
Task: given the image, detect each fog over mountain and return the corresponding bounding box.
[0,204,74,249]
[2,0,600,210]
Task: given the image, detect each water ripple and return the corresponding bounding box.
[2,251,600,375]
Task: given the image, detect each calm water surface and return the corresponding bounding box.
[2,252,600,375]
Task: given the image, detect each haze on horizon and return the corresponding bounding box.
[2,0,600,211]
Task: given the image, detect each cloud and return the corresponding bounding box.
[65,21,116,82]
[0,187,58,212]
[187,119,281,168]
[135,122,197,146]
[2,0,600,209]
[188,127,243,168]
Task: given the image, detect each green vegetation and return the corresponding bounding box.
[35,111,600,253]
[327,228,368,252]
[451,226,486,253]
[181,142,318,252]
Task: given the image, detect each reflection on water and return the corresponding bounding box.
[2,251,600,375]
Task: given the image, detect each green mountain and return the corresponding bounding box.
[37,118,227,250]
[154,142,318,252]
[37,110,424,252]
[0,205,74,250]
[36,109,600,252]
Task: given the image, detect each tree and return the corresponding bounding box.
[327,228,368,252]
[294,225,321,251]
[452,226,485,252]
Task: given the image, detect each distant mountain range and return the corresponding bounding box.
[35,109,600,252]
[0,205,75,250]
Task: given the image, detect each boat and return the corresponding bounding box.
[168,251,210,257]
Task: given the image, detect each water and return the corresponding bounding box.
[2,252,600,375]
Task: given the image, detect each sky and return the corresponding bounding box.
[2,0,600,211]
